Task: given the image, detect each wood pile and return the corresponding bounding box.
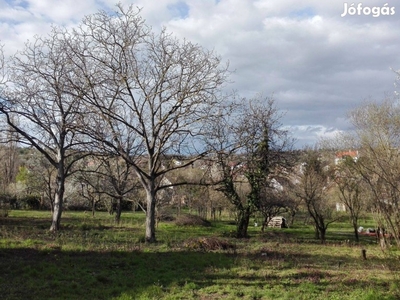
[267,217,288,228]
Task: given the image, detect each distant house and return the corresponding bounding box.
[335,150,358,165]
[336,202,346,212]
[334,151,359,212]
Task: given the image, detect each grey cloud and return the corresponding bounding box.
[1,0,400,147]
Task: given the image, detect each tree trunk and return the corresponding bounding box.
[315,227,320,239]
[289,209,297,227]
[91,196,96,217]
[114,195,122,224]
[349,208,359,242]
[353,222,359,242]
[50,171,65,232]
[236,207,251,238]
[145,184,157,243]
[319,227,326,243]
[261,217,268,232]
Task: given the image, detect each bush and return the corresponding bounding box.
[20,195,41,210]
[0,194,19,209]
[175,214,211,227]
[0,193,16,215]
[0,202,10,217]
[121,200,133,211]
[66,204,90,211]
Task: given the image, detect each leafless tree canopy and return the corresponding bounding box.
[207,95,295,238]
[61,5,230,242]
[0,6,302,244]
[0,29,94,231]
[0,6,230,239]
[295,150,340,242]
[0,43,5,87]
[348,98,400,247]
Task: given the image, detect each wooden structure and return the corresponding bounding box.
[267,216,288,228]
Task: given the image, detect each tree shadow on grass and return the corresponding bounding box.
[0,247,236,300]
[1,215,399,299]
[0,216,50,228]
[1,246,399,300]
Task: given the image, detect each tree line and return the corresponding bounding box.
[0,5,399,247]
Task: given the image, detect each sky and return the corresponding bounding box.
[1,0,400,147]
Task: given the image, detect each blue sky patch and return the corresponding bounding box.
[167,1,190,19]
[5,0,28,8]
[289,7,316,19]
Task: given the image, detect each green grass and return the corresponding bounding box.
[1,210,399,299]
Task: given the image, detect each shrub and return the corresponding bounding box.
[0,193,17,205]
[21,195,41,210]
[0,202,10,217]
[0,193,16,215]
[66,204,90,211]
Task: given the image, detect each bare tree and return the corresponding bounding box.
[77,155,138,222]
[208,96,294,238]
[169,165,211,217]
[0,30,90,231]
[334,155,367,242]
[0,44,19,194]
[257,177,296,231]
[66,5,229,242]
[24,150,57,210]
[295,150,341,242]
[0,134,19,194]
[0,43,5,86]
[347,98,400,247]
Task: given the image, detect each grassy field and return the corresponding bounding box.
[1,210,399,300]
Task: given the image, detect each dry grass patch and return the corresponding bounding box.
[183,236,235,251]
[175,214,211,227]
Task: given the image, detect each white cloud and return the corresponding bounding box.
[1,0,400,147]
[287,125,344,148]
[23,0,98,23]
